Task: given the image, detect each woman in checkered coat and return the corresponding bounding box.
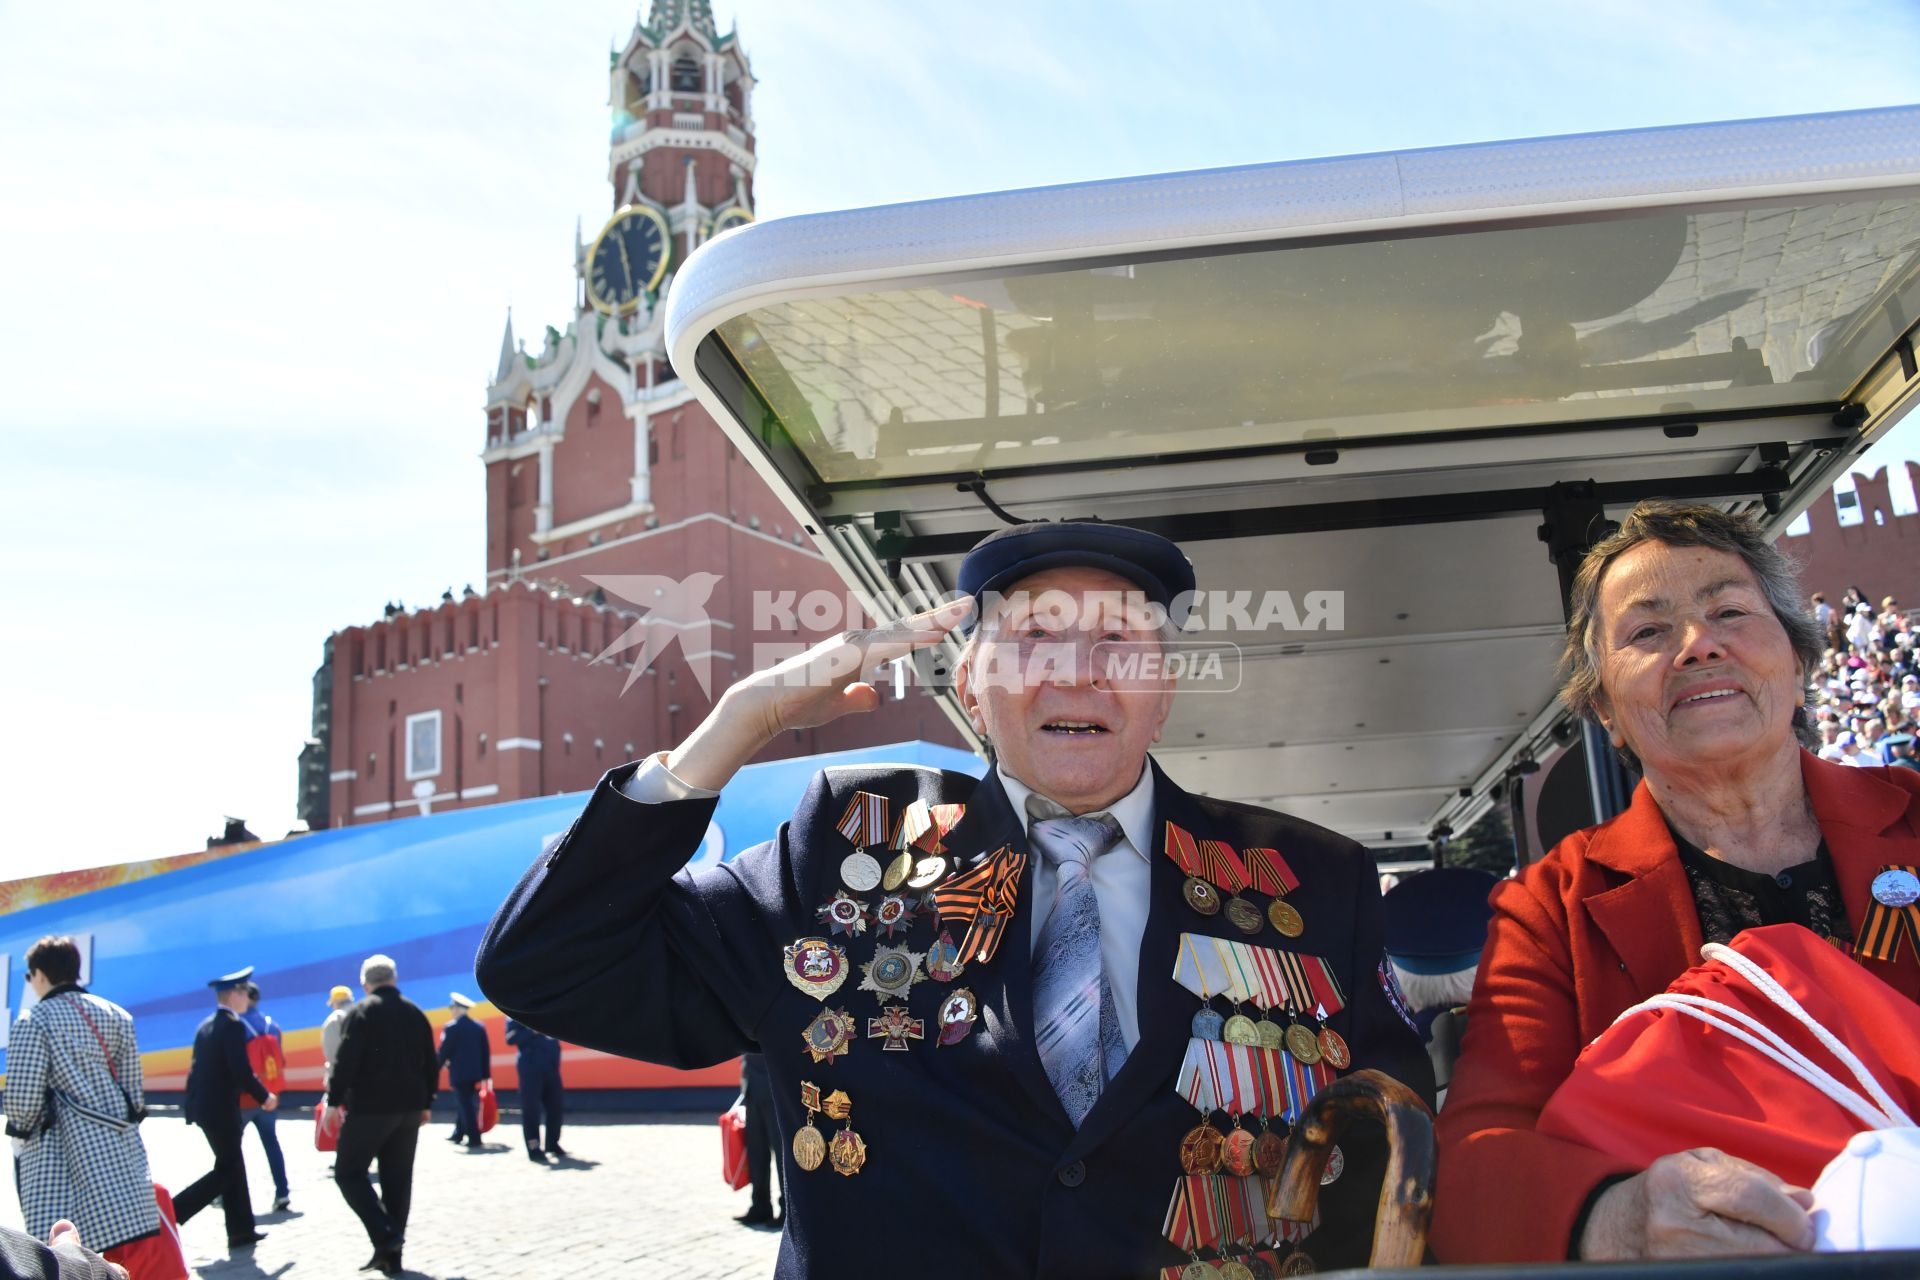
[2,937,159,1254]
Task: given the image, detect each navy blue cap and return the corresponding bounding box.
[957,521,1196,625]
[1382,868,1498,971]
[208,966,254,992]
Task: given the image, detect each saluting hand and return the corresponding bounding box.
[666,597,974,791]
[1580,1147,1815,1260]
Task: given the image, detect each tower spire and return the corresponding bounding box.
[646,0,717,39]
[495,309,517,382]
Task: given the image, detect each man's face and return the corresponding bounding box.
[957,566,1176,814]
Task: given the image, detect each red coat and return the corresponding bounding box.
[1431,752,1920,1263]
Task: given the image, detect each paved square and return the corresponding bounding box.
[2,1106,782,1279]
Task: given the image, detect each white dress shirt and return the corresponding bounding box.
[618,754,1159,1049]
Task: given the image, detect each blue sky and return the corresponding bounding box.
[3,0,1919,876]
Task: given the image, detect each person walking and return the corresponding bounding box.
[1,936,161,1264]
[320,985,353,1087]
[434,993,489,1148]
[237,982,290,1212]
[326,955,437,1277]
[502,1019,564,1162]
[173,967,275,1252]
[735,1053,780,1227]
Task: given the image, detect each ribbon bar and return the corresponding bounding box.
[836,791,890,848]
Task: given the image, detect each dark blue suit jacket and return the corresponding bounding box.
[183,1006,267,1130]
[478,758,1432,1278]
[504,1019,561,1073]
[436,1015,491,1086]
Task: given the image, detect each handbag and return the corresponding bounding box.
[1538,924,1920,1194]
[314,1103,342,1153]
[101,1184,189,1280]
[478,1079,499,1134]
[719,1099,750,1191]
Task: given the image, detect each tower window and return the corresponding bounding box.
[671,57,701,92]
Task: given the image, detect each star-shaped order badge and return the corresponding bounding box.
[801,1007,858,1064]
[857,943,925,1003]
[872,892,920,938]
[816,891,870,937]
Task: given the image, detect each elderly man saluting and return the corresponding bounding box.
[478,522,1432,1278]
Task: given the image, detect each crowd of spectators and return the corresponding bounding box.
[1808,587,1920,770]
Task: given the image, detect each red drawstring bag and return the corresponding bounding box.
[1538,924,1920,1190]
[478,1079,499,1134]
[720,1101,750,1190]
[314,1104,342,1152]
[102,1184,189,1280]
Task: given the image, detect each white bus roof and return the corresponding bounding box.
[666,104,1920,848]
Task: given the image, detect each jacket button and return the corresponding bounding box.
[1057,1161,1086,1187]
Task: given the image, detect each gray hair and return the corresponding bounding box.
[1559,501,1822,767]
[360,953,397,987]
[1389,962,1476,1015]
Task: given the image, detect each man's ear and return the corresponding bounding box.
[954,652,988,735]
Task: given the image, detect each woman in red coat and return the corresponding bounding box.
[1433,501,1920,1264]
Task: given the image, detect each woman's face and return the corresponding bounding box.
[1592,542,1804,780]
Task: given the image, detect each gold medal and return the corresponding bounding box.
[1222,1126,1257,1177]
[793,1081,826,1172]
[1225,896,1264,935]
[801,1007,857,1064]
[822,1089,852,1121]
[1184,876,1222,916]
[1180,1263,1221,1280]
[1254,1018,1284,1051]
[1219,1263,1257,1280]
[1267,898,1304,937]
[1222,1013,1260,1046]
[1254,1128,1286,1177]
[792,1124,826,1172]
[1317,1027,1350,1070]
[1285,1023,1322,1064]
[1280,1248,1315,1274]
[906,855,948,889]
[1179,1122,1225,1174]
[782,937,850,1001]
[881,849,913,892]
[829,1127,867,1176]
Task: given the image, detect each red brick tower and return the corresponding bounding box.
[300,2,962,831]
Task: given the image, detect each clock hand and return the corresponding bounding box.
[616,236,634,289]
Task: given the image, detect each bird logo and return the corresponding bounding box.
[585,572,725,697]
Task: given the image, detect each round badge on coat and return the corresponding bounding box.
[840,852,883,891]
[1872,868,1920,908]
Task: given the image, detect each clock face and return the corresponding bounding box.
[586,204,670,314]
[711,206,754,236]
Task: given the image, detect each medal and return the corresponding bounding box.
[907,855,949,890]
[925,930,964,982]
[816,891,869,937]
[937,987,979,1045]
[1873,867,1920,907]
[840,852,883,892]
[1266,899,1304,938]
[867,1004,924,1051]
[1284,1023,1322,1065]
[800,1007,857,1063]
[792,1082,827,1172]
[1191,1006,1226,1041]
[1180,1264,1221,1280]
[1321,1143,1344,1185]
[1219,1262,1257,1280]
[872,892,919,938]
[1184,876,1222,916]
[1179,1123,1225,1174]
[1243,846,1303,937]
[822,1089,852,1121]
[858,944,924,1002]
[915,802,966,853]
[1222,1013,1259,1046]
[829,1128,867,1176]
[1254,1018,1283,1051]
[881,850,913,892]
[1254,1128,1286,1177]
[1244,1257,1278,1280]
[1200,840,1262,936]
[1280,1251,1314,1275]
[1222,1127,1257,1177]
[1226,896,1264,935]
[1317,1027,1350,1070]
[782,937,850,1000]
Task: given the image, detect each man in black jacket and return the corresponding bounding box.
[326,954,438,1277]
[174,967,275,1250]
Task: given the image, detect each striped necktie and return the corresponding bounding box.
[1029,811,1125,1127]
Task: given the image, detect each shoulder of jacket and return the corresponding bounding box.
[817,764,977,804]
[1184,793,1369,862]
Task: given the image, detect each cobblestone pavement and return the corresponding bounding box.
[1,1107,782,1280]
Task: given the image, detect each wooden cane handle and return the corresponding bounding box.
[1268,1068,1436,1268]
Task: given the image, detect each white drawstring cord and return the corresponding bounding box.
[1699,942,1915,1129]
